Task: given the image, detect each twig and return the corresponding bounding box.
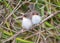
[0,0,21,27]
[3,29,27,43]
[12,37,16,43]
[46,2,60,7]
[39,11,60,25]
[5,0,22,21]
[0,22,3,26]
[1,26,16,33]
[5,1,30,21]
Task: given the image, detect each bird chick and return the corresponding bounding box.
[22,15,32,30]
[31,11,42,25]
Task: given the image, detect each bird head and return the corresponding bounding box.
[31,11,39,16]
[21,14,27,20]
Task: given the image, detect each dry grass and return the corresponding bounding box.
[0,0,60,43]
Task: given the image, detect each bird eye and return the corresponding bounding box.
[36,13,38,15]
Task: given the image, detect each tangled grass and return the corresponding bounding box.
[0,0,60,43]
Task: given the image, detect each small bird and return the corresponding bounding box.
[31,11,42,25]
[28,3,42,25]
[22,15,32,30]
